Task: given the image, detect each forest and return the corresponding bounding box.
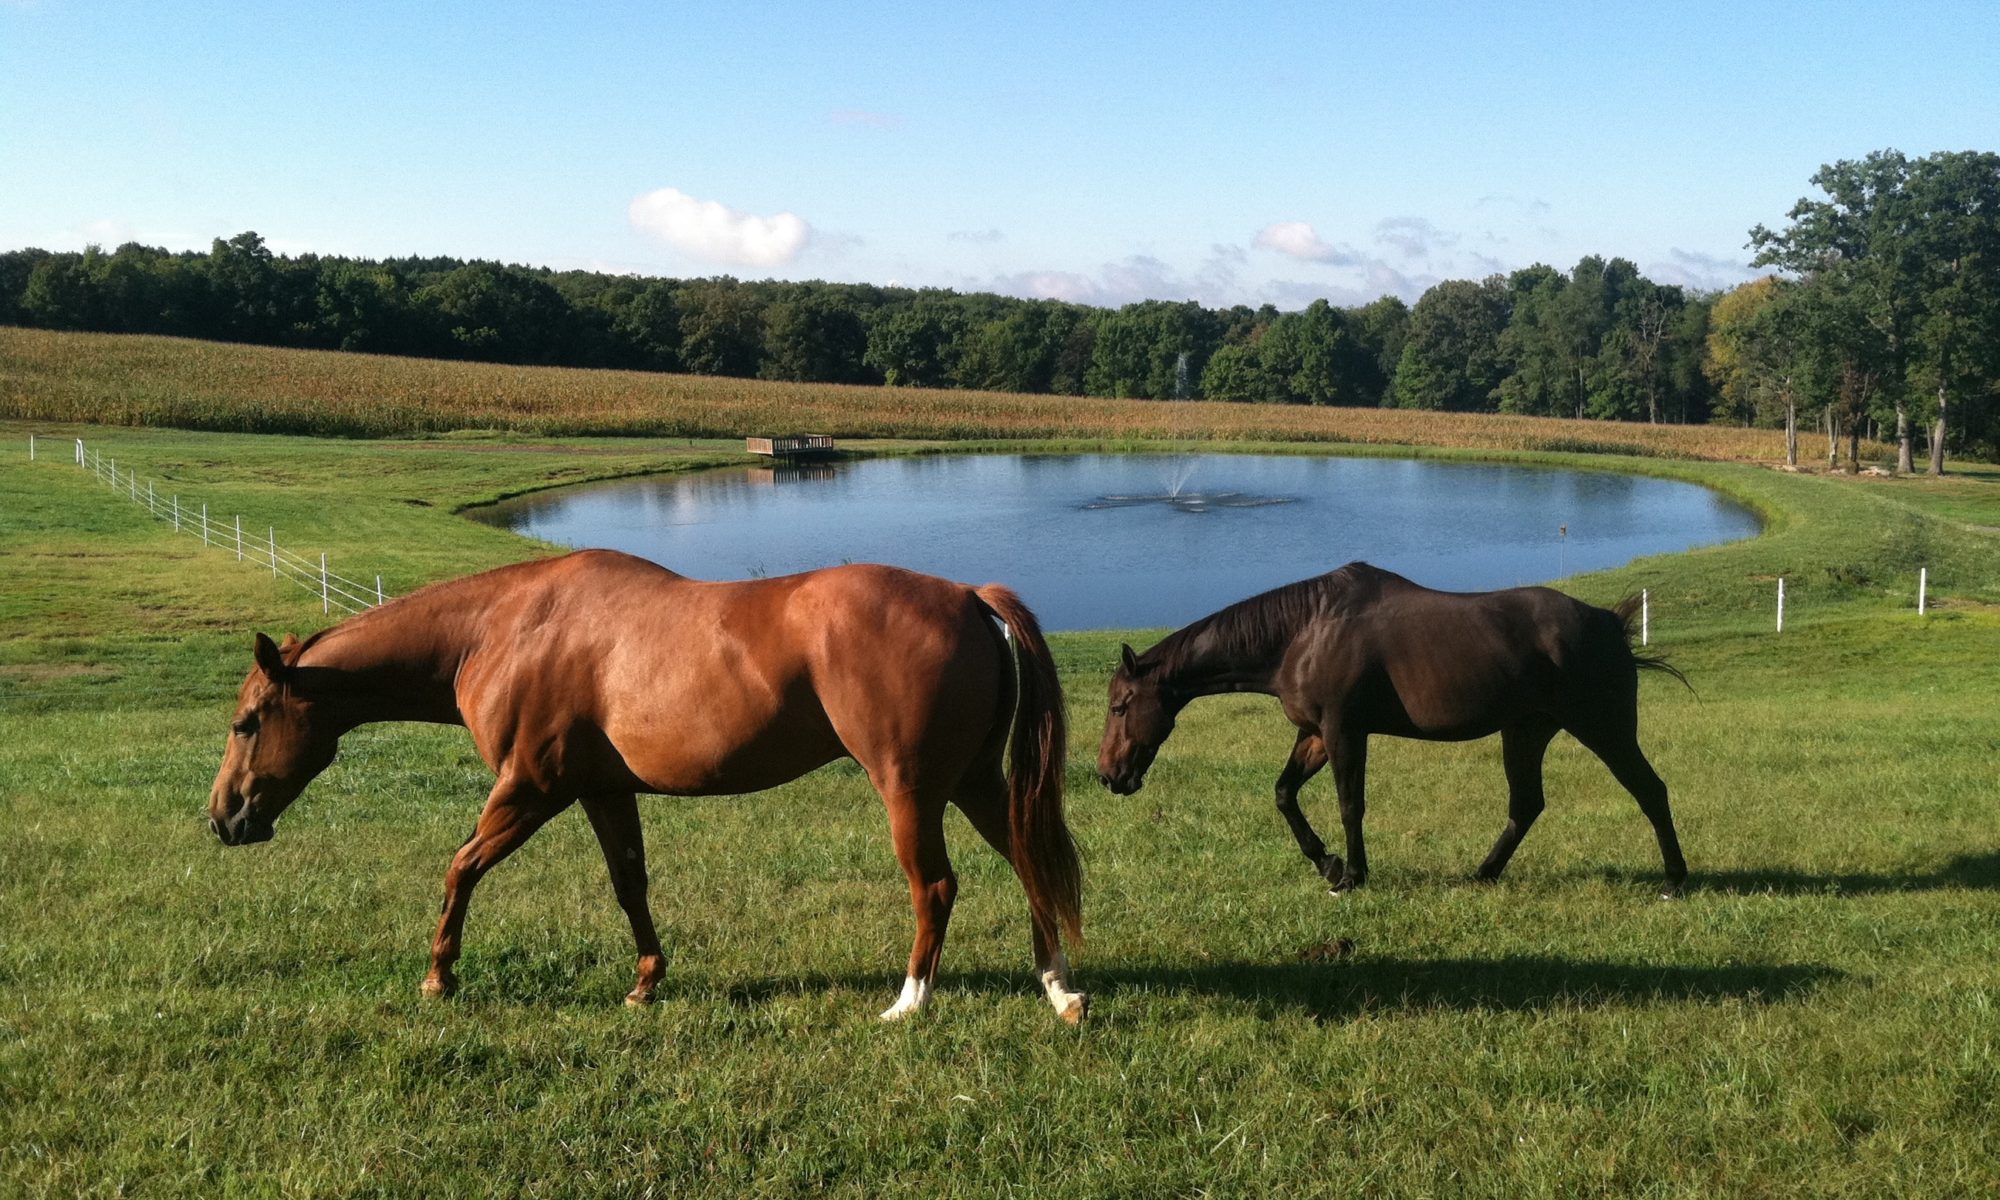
[4,149,1995,462]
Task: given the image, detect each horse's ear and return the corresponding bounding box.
[1120,643,1139,675]
[253,632,288,679]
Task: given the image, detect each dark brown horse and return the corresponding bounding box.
[208,549,1086,1022]
[1097,562,1688,897]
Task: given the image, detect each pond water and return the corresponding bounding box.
[469,454,1760,631]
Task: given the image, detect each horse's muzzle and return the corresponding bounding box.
[211,810,274,846]
[1098,771,1145,796]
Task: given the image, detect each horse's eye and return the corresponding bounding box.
[232,717,258,737]
[1110,703,1127,717]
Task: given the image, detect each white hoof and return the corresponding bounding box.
[879,975,931,1021]
[1041,952,1087,1024]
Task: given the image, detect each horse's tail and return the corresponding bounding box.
[1610,594,1692,691]
[974,584,1084,951]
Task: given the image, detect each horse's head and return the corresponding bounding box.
[208,633,339,846]
[1098,643,1179,795]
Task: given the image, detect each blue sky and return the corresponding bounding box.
[4,1,1998,308]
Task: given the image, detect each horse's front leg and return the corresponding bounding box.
[1327,730,1369,893]
[1273,730,1341,886]
[581,792,667,1006]
[422,775,569,999]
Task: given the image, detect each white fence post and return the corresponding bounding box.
[1919,567,1928,616]
[28,434,34,461]
[1641,589,1650,647]
[1776,577,1786,633]
[59,435,390,620]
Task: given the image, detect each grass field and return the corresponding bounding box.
[4,407,1999,1197]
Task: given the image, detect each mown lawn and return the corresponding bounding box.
[3,418,1998,1197]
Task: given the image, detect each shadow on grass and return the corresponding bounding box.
[1597,848,2000,896]
[725,954,1841,1021]
[178,947,1841,1018]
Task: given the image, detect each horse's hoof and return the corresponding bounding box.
[624,989,656,1007]
[1328,875,1365,896]
[1660,884,1685,901]
[1315,855,1345,884]
[1057,992,1089,1026]
[418,976,455,1001]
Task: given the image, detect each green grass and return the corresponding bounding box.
[4,419,1999,1197]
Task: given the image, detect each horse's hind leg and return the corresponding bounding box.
[1571,717,1688,898]
[1475,721,1558,882]
[878,782,958,1021]
[955,772,1087,1024]
[423,774,570,999]
[1274,731,1341,886]
[580,792,666,1006]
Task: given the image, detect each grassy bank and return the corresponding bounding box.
[4,420,1998,1197]
[1,326,1792,460]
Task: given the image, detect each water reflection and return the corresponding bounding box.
[470,454,1760,631]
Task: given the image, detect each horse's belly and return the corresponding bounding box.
[605,713,846,797]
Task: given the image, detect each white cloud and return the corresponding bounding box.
[948,228,1004,244]
[1646,247,1762,292]
[628,187,811,267]
[972,250,1246,308]
[1252,221,1361,265]
[1374,217,1458,259]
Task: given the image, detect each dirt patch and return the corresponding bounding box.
[1297,938,1356,963]
[0,662,115,682]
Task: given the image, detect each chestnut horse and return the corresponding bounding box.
[208,550,1086,1023]
[1098,562,1689,897]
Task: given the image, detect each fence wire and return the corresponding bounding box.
[47,434,390,617]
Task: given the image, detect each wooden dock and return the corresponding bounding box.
[746,434,835,459]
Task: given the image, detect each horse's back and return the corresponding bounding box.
[458,553,1004,796]
[1308,570,1634,737]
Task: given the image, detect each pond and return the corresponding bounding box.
[469,454,1760,631]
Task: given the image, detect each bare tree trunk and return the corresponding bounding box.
[1849,423,1862,473]
[1895,402,1914,474]
[1825,407,1838,469]
[1785,402,1798,466]
[1931,384,1948,477]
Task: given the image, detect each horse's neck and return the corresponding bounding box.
[1156,609,1295,700]
[298,596,474,729]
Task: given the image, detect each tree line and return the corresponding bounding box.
[0,236,1721,419]
[1,147,1993,459]
[1707,149,2000,472]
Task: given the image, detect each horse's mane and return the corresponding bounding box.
[284,557,547,666]
[1151,562,1391,679]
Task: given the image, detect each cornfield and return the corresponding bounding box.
[1,328,1790,461]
